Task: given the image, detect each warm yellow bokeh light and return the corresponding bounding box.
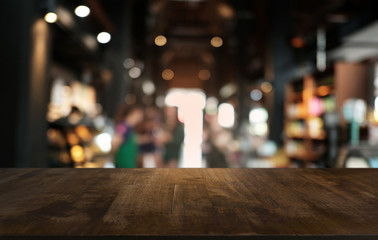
[261,82,273,93]
[317,85,330,96]
[291,37,305,48]
[198,69,211,81]
[211,36,223,47]
[374,110,378,123]
[67,133,79,146]
[218,3,234,19]
[162,69,174,80]
[44,12,58,23]
[75,125,91,142]
[71,145,85,163]
[155,35,167,46]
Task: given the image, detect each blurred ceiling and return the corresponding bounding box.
[122,0,376,96]
[52,0,378,98]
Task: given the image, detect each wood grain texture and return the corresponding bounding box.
[0,169,377,239]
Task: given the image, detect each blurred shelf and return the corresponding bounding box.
[287,151,323,162]
[286,134,306,139]
[285,73,332,165]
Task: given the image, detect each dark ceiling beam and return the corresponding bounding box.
[292,0,345,35]
[85,0,115,33]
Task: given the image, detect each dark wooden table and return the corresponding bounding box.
[0,169,377,239]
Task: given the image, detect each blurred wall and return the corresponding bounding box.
[0,0,50,167]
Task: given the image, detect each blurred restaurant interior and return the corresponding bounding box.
[2,0,378,169]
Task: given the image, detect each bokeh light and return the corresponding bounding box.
[70,145,85,163]
[155,35,167,46]
[261,82,273,93]
[249,108,268,124]
[75,5,90,18]
[123,58,135,69]
[250,89,263,101]
[211,36,223,47]
[198,69,211,81]
[94,133,112,153]
[162,69,174,80]
[205,96,218,115]
[142,81,156,95]
[291,36,305,48]
[218,103,235,128]
[129,67,142,79]
[97,32,111,44]
[44,12,58,23]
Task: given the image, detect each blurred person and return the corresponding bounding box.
[111,104,144,168]
[136,106,162,167]
[155,106,184,168]
[204,113,235,167]
[202,123,228,168]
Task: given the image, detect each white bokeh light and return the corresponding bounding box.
[75,5,90,18]
[128,67,141,79]
[123,58,135,69]
[44,12,58,23]
[249,107,268,124]
[142,81,155,95]
[97,32,111,44]
[165,89,206,168]
[218,103,235,128]
[250,89,263,101]
[94,133,112,153]
[205,96,218,114]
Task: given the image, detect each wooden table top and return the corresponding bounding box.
[0,168,377,239]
